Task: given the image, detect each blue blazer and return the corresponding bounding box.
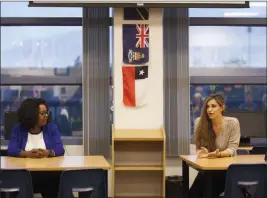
[8,123,65,157]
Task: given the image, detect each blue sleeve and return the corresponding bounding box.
[7,126,22,157]
[51,124,65,156]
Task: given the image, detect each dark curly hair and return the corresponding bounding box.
[17,98,48,130]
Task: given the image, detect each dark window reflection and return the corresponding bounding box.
[190,84,267,136]
[0,85,82,137]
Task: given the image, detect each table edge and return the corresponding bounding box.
[0,156,111,171]
[179,154,266,171]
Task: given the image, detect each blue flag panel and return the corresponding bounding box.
[123,24,149,65]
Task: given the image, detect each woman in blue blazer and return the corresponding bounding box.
[8,98,65,198]
[8,98,65,158]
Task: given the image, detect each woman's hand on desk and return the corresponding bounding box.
[197,147,209,158]
[207,149,220,158]
[37,149,50,158]
[197,147,221,158]
[36,149,56,158]
[20,149,40,158]
[20,149,49,158]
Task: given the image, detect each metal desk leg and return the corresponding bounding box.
[204,171,213,198]
[182,161,189,198]
[103,170,108,198]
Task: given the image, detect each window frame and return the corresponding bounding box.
[0,17,82,26]
[190,76,267,85]
[1,17,266,27]
[190,17,266,26]
[1,77,82,86]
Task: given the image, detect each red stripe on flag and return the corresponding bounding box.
[122,66,136,107]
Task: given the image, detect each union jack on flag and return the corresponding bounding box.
[123,24,150,65]
[136,24,149,48]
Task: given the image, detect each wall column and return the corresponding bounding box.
[163,8,190,156]
[113,8,164,129]
[83,8,111,157]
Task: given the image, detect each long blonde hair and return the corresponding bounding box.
[194,94,225,152]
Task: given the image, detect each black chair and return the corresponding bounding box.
[58,169,107,198]
[237,150,250,155]
[224,164,267,198]
[250,146,267,155]
[0,149,8,157]
[0,169,34,198]
[4,111,52,140]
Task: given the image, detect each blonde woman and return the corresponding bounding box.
[190,94,241,198]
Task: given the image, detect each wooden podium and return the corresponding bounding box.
[111,125,166,198]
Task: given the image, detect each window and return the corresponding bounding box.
[1,2,82,17]
[0,85,82,137]
[190,84,267,136]
[0,4,83,141]
[61,87,67,94]
[1,26,82,84]
[190,2,267,18]
[189,26,267,68]
[1,26,82,68]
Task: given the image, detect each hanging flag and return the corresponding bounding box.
[122,65,148,107]
[123,24,149,64]
[124,7,149,20]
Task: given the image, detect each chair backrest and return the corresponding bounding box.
[4,111,52,140]
[58,169,107,198]
[237,150,250,155]
[0,169,34,198]
[224,164,267,198]
[250,146,267,155]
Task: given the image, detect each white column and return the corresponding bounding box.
[113,8,163,129]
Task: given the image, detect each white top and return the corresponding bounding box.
[195,116,241,156]
[25,132,46,151]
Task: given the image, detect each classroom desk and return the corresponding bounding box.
[180,154,266,198]
[1,156,111,198]
[238,146,253,151]
[1,156,111,171]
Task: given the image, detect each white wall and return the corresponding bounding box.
[64,145,84,156]
[113,8,164,129]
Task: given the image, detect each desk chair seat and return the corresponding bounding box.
[238,181,259,197]
[224,164,267,198]
[72,187,94,193]
[72,187,94,198]
[58,169,107,198]
[0,169,34,198]
[0,188,20,192]
[0,188,19,198]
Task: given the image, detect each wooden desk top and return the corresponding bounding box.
[1,156,111,171]
[180,155,266,171]
[114,129,164,141]
[238,146,253,151]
